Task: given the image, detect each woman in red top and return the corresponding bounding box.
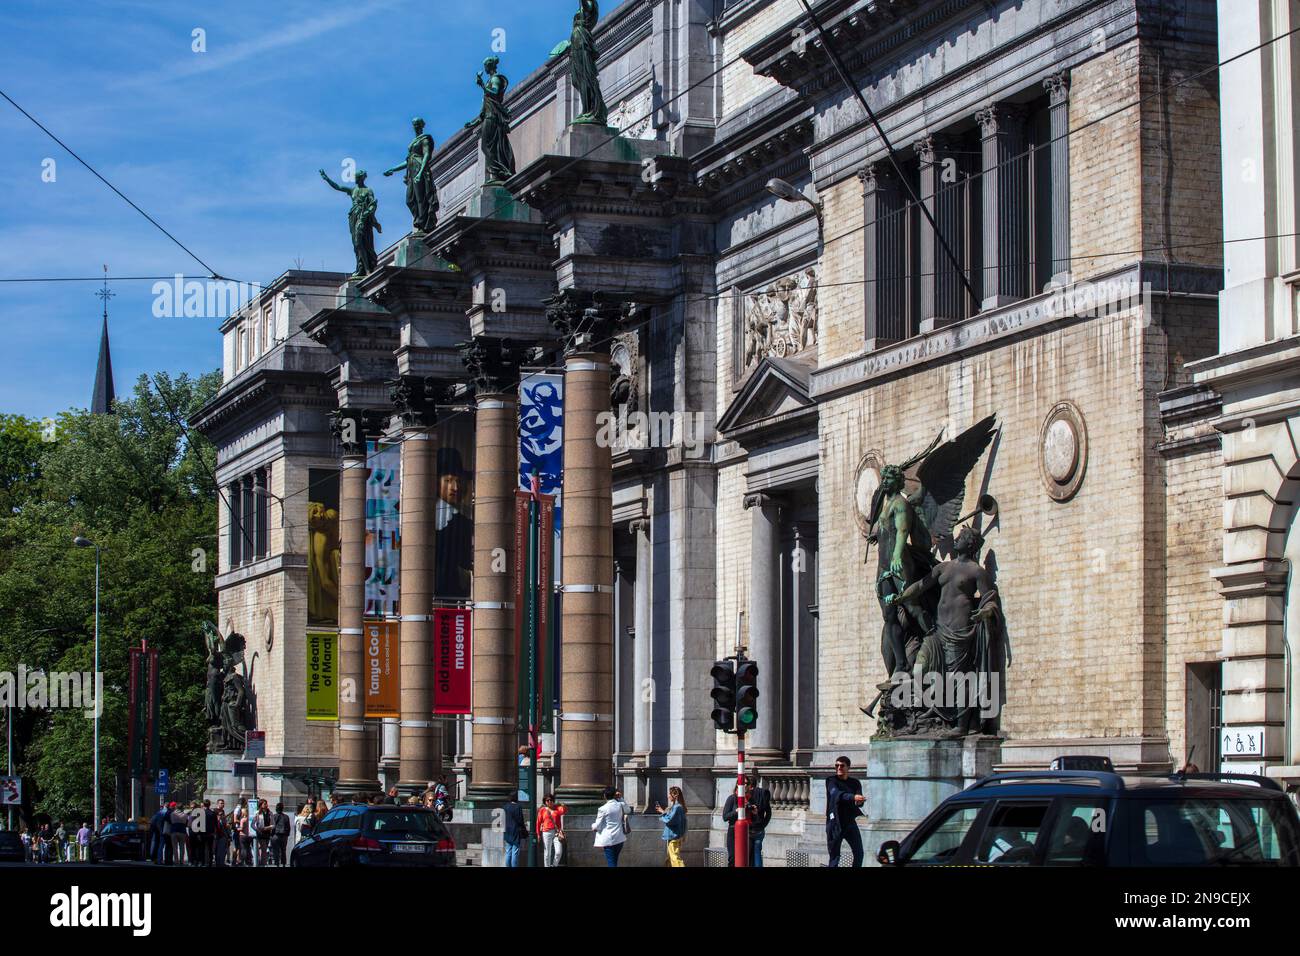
[536,794,567,867]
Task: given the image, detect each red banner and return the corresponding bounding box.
[433,608,472,715]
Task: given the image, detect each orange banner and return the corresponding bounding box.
[364,620,399,718]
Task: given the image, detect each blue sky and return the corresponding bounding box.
[0,0,579,418]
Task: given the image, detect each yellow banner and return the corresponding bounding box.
[306,631,338,721]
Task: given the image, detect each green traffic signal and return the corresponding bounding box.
[735,660,759,731]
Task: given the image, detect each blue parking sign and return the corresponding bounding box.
[155,769,170,795]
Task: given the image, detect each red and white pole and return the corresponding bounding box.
[735,736,750,868]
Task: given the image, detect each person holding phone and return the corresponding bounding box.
[826,755,866,867]
[656,787,688,867]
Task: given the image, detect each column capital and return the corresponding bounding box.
[545,289,639,355]
[330,408,386,456]
[743,491,784,512]
[859,160,902,194]
[913,133,962,165]
[388,375,448,430]
[459,335,531,396]
[1043,71,1070,107]
[627,517,650,536]
[975,102,1028,138]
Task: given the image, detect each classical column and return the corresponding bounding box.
[1044,72,1072,284]
[916,135,968,329]
[977,103,1030,308]
[548,290,627,800]
[463,338,525,800]
[391,375,441,795]
[744,492,782,760]
[333,409,381,795]
[630,517,652,759]
[861,162,909,347]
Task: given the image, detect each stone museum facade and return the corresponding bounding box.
[193,0,1296,864]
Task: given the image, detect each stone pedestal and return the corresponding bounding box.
[392,236,455,271]
[334,280,387,312]
[860,735,1003,862]
[205,752,244,809]
[550,124,663,165]
[467,185,537,223]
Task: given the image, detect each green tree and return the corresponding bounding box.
[0,371,220,824]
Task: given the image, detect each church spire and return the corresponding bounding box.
[91,264,115,414]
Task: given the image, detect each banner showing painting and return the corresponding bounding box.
[433,419,475,601]
[365,440,401,618]
[306,631,338,721]
[433,608,472,714]
[307,469,341,627]
[364,620,399,718]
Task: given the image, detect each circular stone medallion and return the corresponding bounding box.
[1039,402,1088,501]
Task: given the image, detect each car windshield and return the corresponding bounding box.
[1132,797,1299,866]
[364,811,441,838]
[102,823,137,835]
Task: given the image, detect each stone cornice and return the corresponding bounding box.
[430,215,558,274]
[190,368,335,438]
[1190,333,1300,394]
[694,115,816,204]
[512,153,712,221]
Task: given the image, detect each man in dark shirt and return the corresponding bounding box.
[722,773,772,867]
[826,755,865,867]
[502,793,527,867]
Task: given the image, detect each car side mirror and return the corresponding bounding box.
[877,840,901,866]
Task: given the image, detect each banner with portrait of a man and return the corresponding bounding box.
[433,420,475,602]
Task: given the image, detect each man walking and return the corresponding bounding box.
[826,755,865,867]
[502,792,526,867]
[77,822,91,862]
[167,802,188,866]
[149,804,168,864]
[214,800,229,866]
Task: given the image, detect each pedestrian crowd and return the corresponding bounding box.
[10,820,95,863]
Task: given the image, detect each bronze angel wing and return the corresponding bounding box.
[914,415,997,558]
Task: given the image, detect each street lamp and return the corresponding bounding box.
[73,535,100,830]
[765,177,823,221]
[250,484,286,527]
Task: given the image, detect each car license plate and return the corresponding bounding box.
[393,844,426,853]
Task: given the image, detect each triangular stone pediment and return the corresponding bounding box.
[718,356,814,433]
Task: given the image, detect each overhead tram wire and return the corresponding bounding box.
[0,88,226,281]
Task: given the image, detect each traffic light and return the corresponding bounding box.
[710,660,736,732]
[735,660,760,732]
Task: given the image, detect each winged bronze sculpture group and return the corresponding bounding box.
[862,415,1010,737]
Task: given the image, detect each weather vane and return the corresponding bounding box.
[95,263,115,319]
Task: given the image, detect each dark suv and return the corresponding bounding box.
[290,805,456,868]
[877,771,1300,867]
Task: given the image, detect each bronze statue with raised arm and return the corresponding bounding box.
[465,57,516,185]
[319,167,382,278]
[384,117,438,232]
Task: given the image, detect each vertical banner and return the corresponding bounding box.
[307,469,341,627]
[306,631,338,721]
[513,490,556,733]
[127,645,160,779]
[433,608,472,715]
[518,372,564,571]
[433,419,476,601]
[518,371,564,723]
[365,440,401,618]
[363,621,399,718]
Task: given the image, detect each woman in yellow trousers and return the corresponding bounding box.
[657,787,688,866]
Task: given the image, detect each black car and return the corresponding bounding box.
[90,821,148,863]
[877,770,1300,867]
[290,804,456,868]
[0,831,24,863]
